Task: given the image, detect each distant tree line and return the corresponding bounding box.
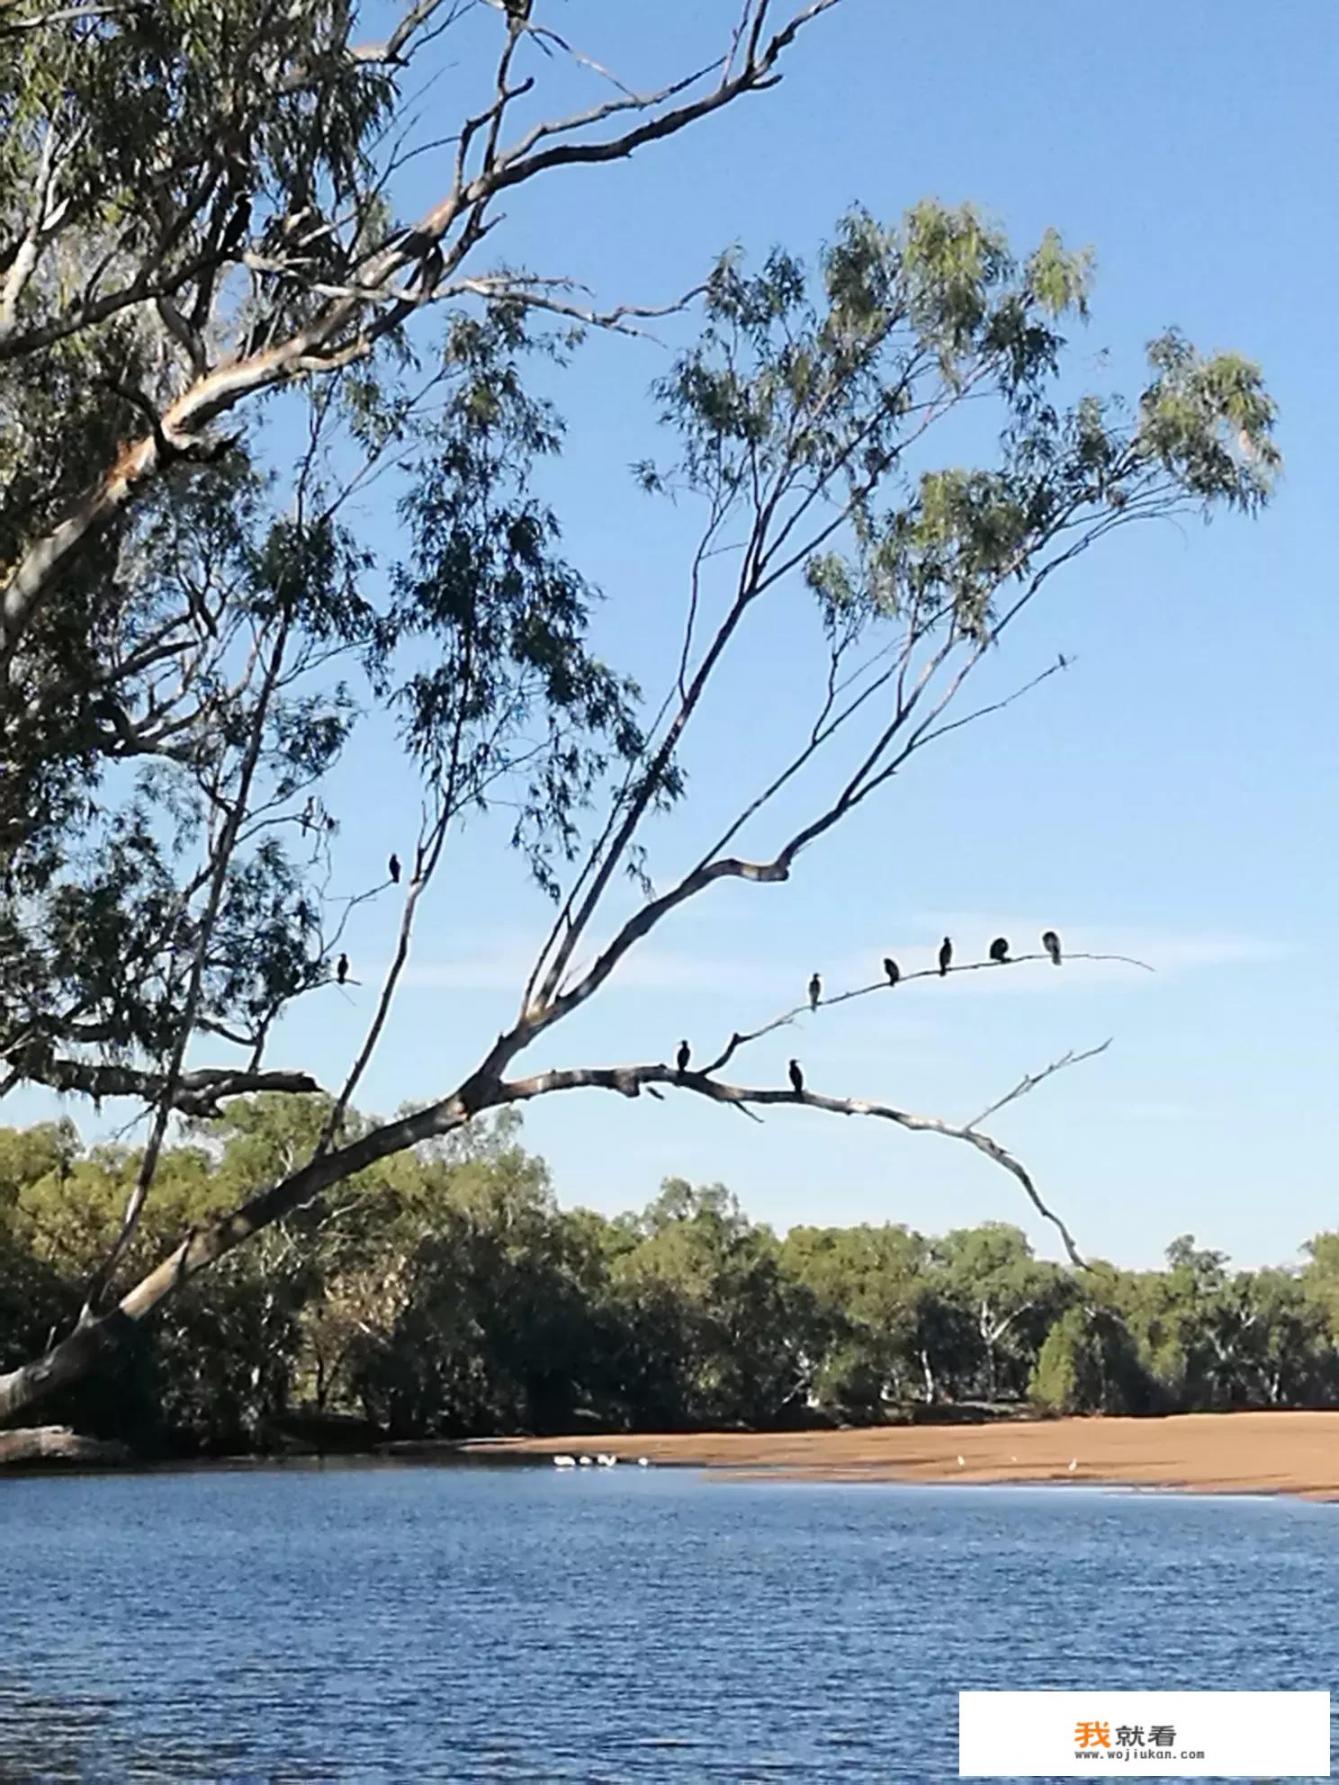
[2,1098,1336,1458]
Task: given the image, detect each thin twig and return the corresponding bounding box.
[966,1040,1112,1131]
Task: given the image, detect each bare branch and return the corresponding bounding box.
[703,958,1149,1076]
[352,0,467,69]
[495,1057,1091,1268]
[446,273,707,341]
[0,1,131,35]
[0,115,77,330]
[17,1059,322,1117]
[528,24,640,99]
[967,1041,1113,1132]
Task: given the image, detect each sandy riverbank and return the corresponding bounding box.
[460,1411,1339,1501]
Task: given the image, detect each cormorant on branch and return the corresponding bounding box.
[676,1040,690,1075]
[883,957,900,987]
[788,1059,804,1096]
[389,852,401,885]
[808,972,822,1011]
[938,938,953,977]
[1042,929,1063,966]
[989,937,1010,964]
[221,196,252,257]
[336,952,349,986]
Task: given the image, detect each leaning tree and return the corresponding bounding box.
[0,0,1276,1420]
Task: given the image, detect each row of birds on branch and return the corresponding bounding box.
[806,930,1063,1009]
[671,930,1065,1096]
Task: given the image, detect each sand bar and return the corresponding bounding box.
[459,1412,1339,1501]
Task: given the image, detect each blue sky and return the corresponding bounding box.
[18,2,1339,1270]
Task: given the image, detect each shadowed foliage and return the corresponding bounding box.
[3,1108,1334,1456]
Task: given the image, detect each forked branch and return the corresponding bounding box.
[496,1053,1095,1268]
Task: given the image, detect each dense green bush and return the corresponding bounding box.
[2,1103,1336,1454]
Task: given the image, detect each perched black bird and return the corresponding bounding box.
[389,852,401,885]
[938,937,953,977]
[883,957,900,987]
[676,1040,691,1075]
[1042,929,1063,967]
[788,1059,805,1096]
[336,952,349,986]
[989,937,1010,964]
[808,972,822,1011]
[221,196,252,257]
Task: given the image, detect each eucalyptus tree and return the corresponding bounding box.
[781,1221,934,1411]
[0,0,1277,1423]
[611,1180,804,1427]
[935,1223,1069,1400]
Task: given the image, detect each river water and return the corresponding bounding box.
[2,1463,1335,1780]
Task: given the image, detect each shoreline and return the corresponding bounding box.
[6,1410,1339,1501]
[459,1410,1339,1503]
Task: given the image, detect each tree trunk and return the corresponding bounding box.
[0,1076,492,1424]
[0,1425,130,1467]
[0,1309,138,1422]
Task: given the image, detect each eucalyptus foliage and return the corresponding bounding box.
[2,1108,1333,1454]
[0,2,1278,1425]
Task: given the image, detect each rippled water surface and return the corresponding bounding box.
[2,1463,1336,1780]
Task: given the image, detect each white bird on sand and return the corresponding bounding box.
[956,1454,966,1468]
[597,1453,617,1467]
[554,1455,576,1469]
[1067,1458,1078,1474]
[637,1457,651,1468]
[578,1455,594,1466]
